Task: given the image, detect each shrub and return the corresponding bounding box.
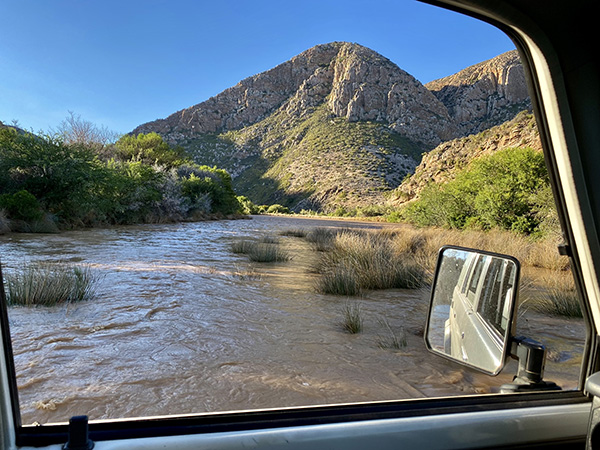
[402,147,553,235]
[237,196,260,214]
[114,132,189,167]
[0,190,43,222]
[266,204,291,214]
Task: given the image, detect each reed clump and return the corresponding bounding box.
[4,262,99,306]
[278,228,308,238]
[376,317,407,349]
[341,302,363,334]
[247,243,290,263]
[313,229,426,296]
[231,238,290,263]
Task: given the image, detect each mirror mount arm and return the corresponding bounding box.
[500,336,561,393]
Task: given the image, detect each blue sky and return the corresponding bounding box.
[0,1,514,135]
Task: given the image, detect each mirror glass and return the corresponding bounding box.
[425,246,519,375]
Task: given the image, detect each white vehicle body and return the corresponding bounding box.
[445,252,516,373]
[1,0,599,448]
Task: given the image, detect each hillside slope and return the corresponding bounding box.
[392,111,541,205]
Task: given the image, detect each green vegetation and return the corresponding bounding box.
[185,104,422,211]
[4,262,99,306]
[0,125,241,232]
[401,147,555,235]
[113,132,188,167]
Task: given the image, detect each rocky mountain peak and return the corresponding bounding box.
[133,42,457,149]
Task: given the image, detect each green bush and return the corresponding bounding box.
[0,126,241,229]
[266,204,290,214]
[237,196,260,214]
[114,132,189,167]
[402,147,553,235]
[0,190,43,222]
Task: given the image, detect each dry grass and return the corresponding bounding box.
[376,225,569,274]
[520,271,582,318]
[313,229,426,296]
[376,317,407,349]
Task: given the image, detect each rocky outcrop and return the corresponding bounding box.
[425,50,530,136]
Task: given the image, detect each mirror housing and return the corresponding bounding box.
[425,246,520,375]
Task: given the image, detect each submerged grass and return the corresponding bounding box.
[341,302,363,334]
[232,235,289,262]
[5,262,99,306]
[247,242,291,263]
[278,228,308,238]
[376,317,407,349]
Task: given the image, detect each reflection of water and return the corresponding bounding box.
[0,216,586,425]
[428,305,450,351]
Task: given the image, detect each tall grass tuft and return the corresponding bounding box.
[231,239,255,254]
[247,243,290,263]
[341,302,363,333]
[532,274,582,318]
[316,262,362,296]
[4,262,99,306]
[278,228,307,238]
[314,229,426,296]
[305,227,339,251]
[231,238,290,263]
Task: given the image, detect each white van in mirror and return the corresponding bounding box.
[425,246,520,375]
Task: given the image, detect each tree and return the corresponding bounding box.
[52,111,120,147]
[114,133,189,167]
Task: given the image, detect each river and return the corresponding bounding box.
[0,215,586,425]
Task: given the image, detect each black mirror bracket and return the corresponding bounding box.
[500,336,561,393]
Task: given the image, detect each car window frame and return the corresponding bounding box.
[0,1,597,447]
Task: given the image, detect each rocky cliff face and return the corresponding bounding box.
[425,50,530,136]
[132,44,533,212]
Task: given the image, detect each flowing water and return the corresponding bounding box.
[0,216,586,425]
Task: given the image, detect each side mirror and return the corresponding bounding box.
[425,246,520,375]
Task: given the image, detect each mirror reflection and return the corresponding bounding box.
[426,247,519,375]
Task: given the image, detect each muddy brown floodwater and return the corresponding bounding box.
[0,215,586,425]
